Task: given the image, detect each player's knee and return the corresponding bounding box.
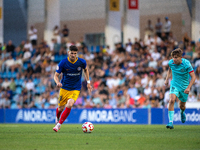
[66,103,73,108]
[169,98,176,104]
[66,99,75,108]
[58,106,64,112]
[180,105,185,110]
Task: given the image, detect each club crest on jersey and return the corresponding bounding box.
[181,69,185,72]
[77,67,81,71]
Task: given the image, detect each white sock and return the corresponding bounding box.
[57,123,61,126]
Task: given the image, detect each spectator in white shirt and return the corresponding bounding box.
[23,48,31,62]
[144,85,151,96]
[106,45,114,55]
[25,79,35,91]
[24,40,33,52]
[154,34,162,46]
[155,73,165,88]
[10,56,23,72]
[125,66,134,80]
[141,74,148,88]
[151,48,161,61]
[148,57,158,69]
[53,25,61,44]
[84,51,94,61]
[2,78,11,89]
[5,56,15,72]
[162,56,169,67]
[188,93,197,102]
[106,76,116,89]
[164,17,171,38]
[28,25,38,46]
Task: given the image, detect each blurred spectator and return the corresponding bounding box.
[2,78,11,89]
[155,18,162,38]
[184,46,193,62]
[25,79,35,91]
[6,40,15,54]
[193,50,200,68]
[4,55,15,72]
[116,90,126,108]
[188,93,197,102]
[53,25,61,43]
[23,48,31,62]
[19,40,25,50]
[144,20,154,39]
[53,39,61,54]
[92,91,102,107]
[155,73,165,88]
[182,32,191,49]
[26,63,34,78]
[127,84,138,100]
[104,100,112,109]
[9,78,16,92]
[62,24,69,42]
[24,40,33,52]
[28,25,38,46]
[49,93,58,108]
[163,17,171,38]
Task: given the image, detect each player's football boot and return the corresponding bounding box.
[181,112,186,123]
[53,124,61,132]
[166,122,174,129]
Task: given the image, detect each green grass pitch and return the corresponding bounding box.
[0,124,200,150]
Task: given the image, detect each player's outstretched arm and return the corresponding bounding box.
[83,67,92,93]
[54,72,62,88]
[164,67,172,86]
[184,71,196,94]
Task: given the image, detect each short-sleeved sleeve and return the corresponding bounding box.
[82,59,87,69]
[168,59,173,68]
[56,60,63,74]
[186,61,193,73]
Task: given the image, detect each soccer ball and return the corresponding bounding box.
[82,122,94,133]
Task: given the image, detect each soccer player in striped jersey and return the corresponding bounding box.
[53,45,92,132]
[165,48,196,129]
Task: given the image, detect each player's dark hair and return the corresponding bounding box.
[171,48,182,58]
[69,45,78,51]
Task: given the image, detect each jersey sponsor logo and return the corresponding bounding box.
[77,67,81,71]
[67,73,81,76]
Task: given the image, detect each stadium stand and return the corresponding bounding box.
[0,29,200,109]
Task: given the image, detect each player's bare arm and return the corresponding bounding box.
[54,72,62,88]
[184,71,196,94]
[84,67,92,93]
[165,67,172,86]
